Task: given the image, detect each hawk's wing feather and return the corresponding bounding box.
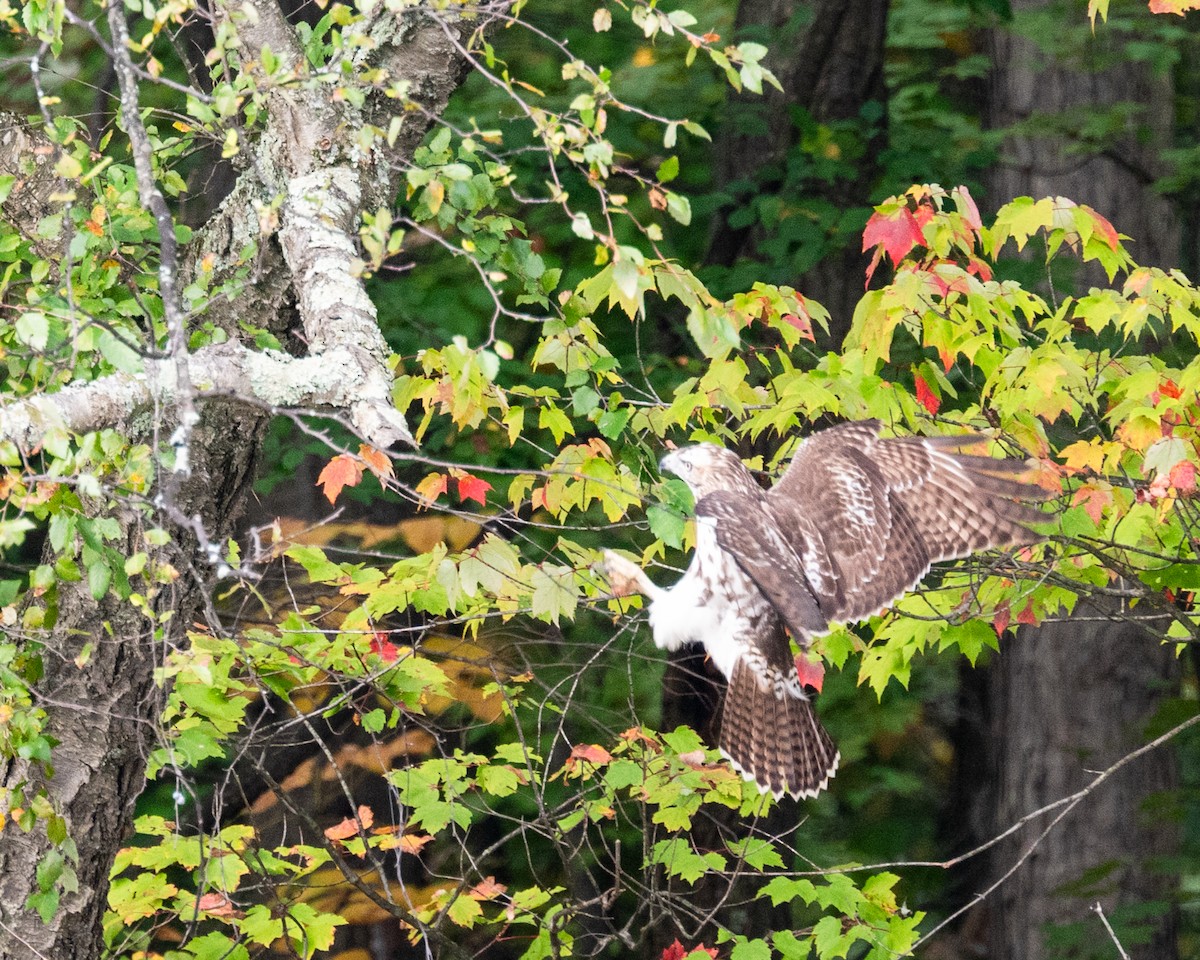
[695,490,827,640]
[760,420,1047,627]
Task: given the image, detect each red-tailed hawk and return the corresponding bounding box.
[603,420,1046,800]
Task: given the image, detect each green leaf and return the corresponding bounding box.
[16,312,49,351]
[665,192,692,226]
[87,559,111,601]
[648,505,686,549]
[730,940,772,960]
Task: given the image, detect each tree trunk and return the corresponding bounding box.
[987,1,1179,269]
[978,7,1181,955]
[705,0,889,345]
[987,598,1179,959]
[0,414,264,959]
[0,3,499,955]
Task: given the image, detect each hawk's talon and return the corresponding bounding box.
[601,549,649,598]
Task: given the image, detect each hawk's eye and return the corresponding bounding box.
[682,461,693,472]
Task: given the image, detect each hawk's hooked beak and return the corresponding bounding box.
[659,450,682,476]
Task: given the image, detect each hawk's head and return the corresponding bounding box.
[660,444,759,499]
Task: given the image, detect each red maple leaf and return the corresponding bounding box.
[316,453,364,504]
[370,633,399,662]
[992,604,1011,637]
[662,941,717,960]
[1082,205,1120,250]
[1169,460,1197,495]
[1016,599,1039,626]
[457,473,492,506]
[862,206,925,270]
[794,653,826,693]
[914,372,941,414]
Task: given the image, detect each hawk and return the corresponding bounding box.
[603,420,1046,800]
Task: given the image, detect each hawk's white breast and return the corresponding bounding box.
[647,515,755,681]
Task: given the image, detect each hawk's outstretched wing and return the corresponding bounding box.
[604,422,1049,800]
[707,419,1046,633]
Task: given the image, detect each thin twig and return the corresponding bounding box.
[1093,901,1131,960]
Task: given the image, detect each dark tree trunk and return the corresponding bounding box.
[705,0,889,345]
[0,411,265,959]
[986,599,1179,960]
[974,6,1182,955]
[987,1,1179,270]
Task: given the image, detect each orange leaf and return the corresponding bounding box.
[469,876,508,900]
[566,744,613,770]
[397,832,434,855]
[914,372,941,415]
[1072,483,1112,524]
[359,444,394,480]
[457,473,492,506]
[324,805,374,841]
[1016,599,1039,626]
[197,892,239,917]
[1148,0,1200,15]
[317,454,364,504]
[415,472,449,505]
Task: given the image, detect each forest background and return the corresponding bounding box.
[2,0,1200,959]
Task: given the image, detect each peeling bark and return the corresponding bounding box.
[0,3,510,957]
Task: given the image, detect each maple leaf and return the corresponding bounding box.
[470,877,508,900]
[662,941,717,960]
[1081,205,1120,250]
[317,453,364,504]
[914,372,941,414]
[966,256,993,281]
[415,472,449,505]
[952,184,983,231]
[862,206,925,268]
[794,652,826,692]
[1072,483,1113,524]
[662,941,687,960]
[782,311,815,341]
[359,444,394,480]
[370,632,399,662]
[1059,440,1106,475]
[1016,599,1039,626]
[324,805,374,841]
[1169,460,1197,495]
[396,832,434,855]
[565,743,613,772]
[457,473,493,506]
[197,892,240,918]
[1148,0,1200,14]
[992,604,1011,638]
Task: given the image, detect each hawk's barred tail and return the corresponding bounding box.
[719,660,840,800]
